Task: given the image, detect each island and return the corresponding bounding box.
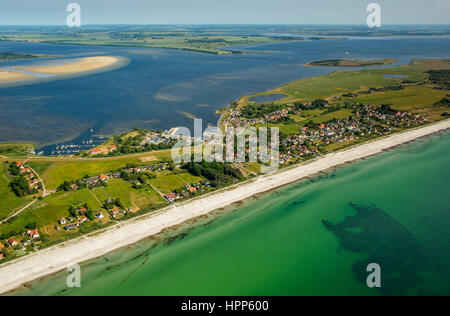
[0,26,346,55]
[0,52,57,61]
[305,58,397,67]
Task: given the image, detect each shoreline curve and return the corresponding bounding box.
[0,119,449,295]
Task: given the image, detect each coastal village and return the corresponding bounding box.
[1,58,448,266]
[0,159,214,260]
[0,95,438,262]
[60,161,212,204]
[224,97,429,164]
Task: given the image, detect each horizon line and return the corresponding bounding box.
[1,23,450,27]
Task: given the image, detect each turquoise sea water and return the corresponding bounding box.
[12,130,450,296]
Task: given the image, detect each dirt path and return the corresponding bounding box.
[88,189,103,207]
[235,163,257,176]
[0,199,37,225]
[149,184,166,198]
[27,165,51,197]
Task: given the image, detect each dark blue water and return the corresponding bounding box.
[1,37,449,150]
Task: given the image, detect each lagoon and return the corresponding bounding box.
[1,36,450,151]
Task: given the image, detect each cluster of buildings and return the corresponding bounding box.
[16,162,40,191]
[1,227,41,259]
[57,206,106,232]
[101,130,174,155]
[82,173,110,188]
[223,101,428,165]
[279,104,428,163]
[103,198,129,219]
[225,108,291,130]
[164,192,180,203]
[89,144,117,156]
[140,132,167,146]
[164,181,211,203]
[66,164,170,190]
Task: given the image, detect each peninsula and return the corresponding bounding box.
[0,58,449,293]
[0,52,57,61]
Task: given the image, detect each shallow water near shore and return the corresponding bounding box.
[10,130,450,296]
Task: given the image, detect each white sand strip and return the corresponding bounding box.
[0,70,35,82]
[14,56,119,75]
[0,119,449,294]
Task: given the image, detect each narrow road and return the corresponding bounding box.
[149,184,166,198]
[0,199,38,225]
[234,163,257,176]
[88,189,103,207]
[27,165,52,197]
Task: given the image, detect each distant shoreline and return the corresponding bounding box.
[305,58,398,67]
[1,119,448,295]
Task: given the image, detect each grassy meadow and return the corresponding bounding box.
[0,143,34,158]
[0,163,31,220]
[350,86,447,111]
[247,59,444,105]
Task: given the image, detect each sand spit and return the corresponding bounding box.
[0,119,449,294]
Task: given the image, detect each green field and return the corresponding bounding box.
[0,188,100,236]
[351,86,447,111]
[36,158,145,190]
[255,108,354,137]
[280,68,421,102]
[0,163,31,220]
[306,58,397,67]
[310,108,354,123]
[149,174,193,193]
[34,149,174,190]
[176,172,203,185]
[243,162,261,174]
[27,161,54,176]
[248,60,436,105]
[0,178,166,237]
[1,32,304,55]
[0,143,34,158]
[91,179,165,210]
[255,122,302,136]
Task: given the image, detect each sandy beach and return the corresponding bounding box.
[0,119,449,294]
[0,70,35,82]
[14,56,120,75]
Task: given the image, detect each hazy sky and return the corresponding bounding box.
[0,0,449,25]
